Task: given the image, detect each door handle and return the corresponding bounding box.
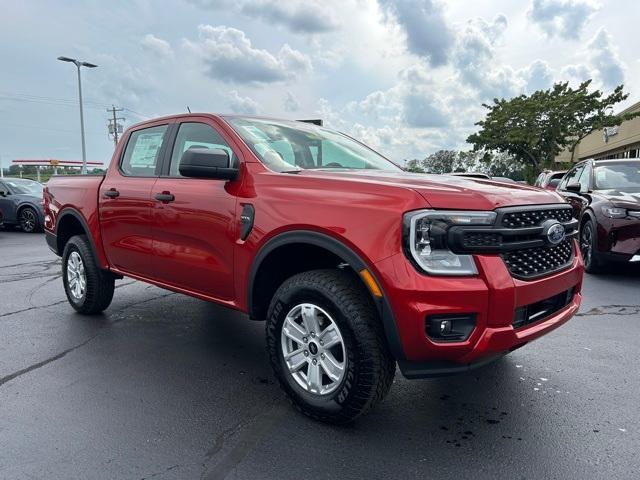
[104,188,120,198]
[155,192,175,203]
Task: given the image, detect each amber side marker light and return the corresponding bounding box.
[359,269,383,298]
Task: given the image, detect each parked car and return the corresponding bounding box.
[556,159,640,272]
[44,114,584,423]
[534,170,567,191]
[0,178,45,232]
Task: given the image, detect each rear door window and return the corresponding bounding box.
[121,125,168,176]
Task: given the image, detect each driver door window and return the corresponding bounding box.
[559,166,583,191]
[169,122,235,176]
[577,165,591,192]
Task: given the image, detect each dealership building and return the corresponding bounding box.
[556,100,640,163]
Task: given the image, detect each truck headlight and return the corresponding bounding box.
[601,206,626,218]
[403,210,496,276]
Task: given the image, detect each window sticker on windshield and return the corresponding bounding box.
[242,126,270,141]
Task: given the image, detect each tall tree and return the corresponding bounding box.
[405,150,460,173]
[467,81,639,172]
[563,80,639,162]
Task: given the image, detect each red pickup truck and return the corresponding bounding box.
[44,114,584,423]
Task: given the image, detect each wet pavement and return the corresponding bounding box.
[1,229,639,479]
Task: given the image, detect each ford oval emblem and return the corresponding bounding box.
[547,222,565,245]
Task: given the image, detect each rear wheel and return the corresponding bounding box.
[266,269,396,424]
[62,235,115,314]
[580,219,603,273]
[19,207,40,233]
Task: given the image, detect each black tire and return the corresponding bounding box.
[62,235,115,314]
[18,206,41,233]
[266,269,396,424]
[580,219,604,273]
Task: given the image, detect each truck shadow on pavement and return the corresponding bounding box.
[159,300,575,477]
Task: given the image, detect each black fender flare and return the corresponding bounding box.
[248,230,406,360]
[55,208,101,267]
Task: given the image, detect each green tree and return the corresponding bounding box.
[467,81,639,172]
[563,81,639,162]
[405,150,460,173]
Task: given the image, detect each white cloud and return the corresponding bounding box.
[183,25,311,84]
[283,91,300,112]
[241,0,339,34]
[452,14,523,99]
[528,0,598,40]
[141,34,173,59]
[587,27,625,90]
[378,0,454,67]
[524,60,554,92]
[227,90,259,114]
[560,63,593,85]
[84,53,152,108]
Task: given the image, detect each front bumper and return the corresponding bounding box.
[598,217,640,260]
[374,239,584,378]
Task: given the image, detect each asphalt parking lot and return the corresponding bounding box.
[1,229,639,480]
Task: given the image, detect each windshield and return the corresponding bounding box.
[6,180,43,195]
[225,117,402,173]
[594,161,640,191]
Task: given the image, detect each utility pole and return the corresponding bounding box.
[107,106,125,147]
[0,155,3,178]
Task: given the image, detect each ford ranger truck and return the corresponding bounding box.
[43,114,584,423]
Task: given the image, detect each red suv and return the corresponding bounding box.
[43,114,584,423]
[534,170,567,191]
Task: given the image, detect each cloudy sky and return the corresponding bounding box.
[1,0,639,166]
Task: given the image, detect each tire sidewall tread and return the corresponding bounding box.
[62,235,114,314]
[266,269,395,424]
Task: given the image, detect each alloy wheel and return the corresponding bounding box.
[280,303,346,395]
[19,208,36,232]
[66,251,87,301]
[580,224,593,268]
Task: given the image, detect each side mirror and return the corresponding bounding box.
[179,148,238,180]
[0,190,7,197]
[565,182,581,193]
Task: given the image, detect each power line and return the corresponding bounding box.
[0,92,110,110]
[0,91,149,118]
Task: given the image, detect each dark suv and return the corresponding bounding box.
[556,159,640,272]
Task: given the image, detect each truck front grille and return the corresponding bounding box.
[502,239,574,279]
[447,204,578,280]
[502,208,573,228]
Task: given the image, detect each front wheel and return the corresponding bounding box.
[62,235,115,314]
[266,269,396,424]
[580,219,603,273]
[19,207,40,233]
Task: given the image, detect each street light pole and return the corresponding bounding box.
[57,56,98,174]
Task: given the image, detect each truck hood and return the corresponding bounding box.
[296,169,564,210]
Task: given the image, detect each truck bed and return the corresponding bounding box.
[43,174,107,266]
